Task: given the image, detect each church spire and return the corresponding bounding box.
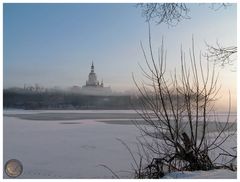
[91,61,94,73]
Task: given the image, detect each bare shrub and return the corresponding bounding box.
[132,34,236,178]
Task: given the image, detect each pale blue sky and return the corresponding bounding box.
[3,3,237,97]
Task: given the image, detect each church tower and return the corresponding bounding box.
[86,62,98,86]
[80,62,112,95]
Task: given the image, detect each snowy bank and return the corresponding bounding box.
[162,169,236,179]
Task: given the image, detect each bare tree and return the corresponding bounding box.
[137,3,231,26]
[131,34,236,178]
[209,3,232,11]
[137,3,190,26]
[137,3,237,67]
[204,41,237,67]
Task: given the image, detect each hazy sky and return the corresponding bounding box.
[3,3,237,105]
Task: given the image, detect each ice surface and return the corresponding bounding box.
[3,111,141,178]
[3,110,237,179]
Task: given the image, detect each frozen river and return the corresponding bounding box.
[3,110,237,179]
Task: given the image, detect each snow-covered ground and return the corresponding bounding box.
[163,169,236,179]
[3,110,237,179]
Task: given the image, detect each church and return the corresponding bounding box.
[72,62,112,95]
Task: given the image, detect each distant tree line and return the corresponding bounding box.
[3,89,141,110]
[3,86,202,110]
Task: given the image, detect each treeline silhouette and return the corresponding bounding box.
[3,89,139,110]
